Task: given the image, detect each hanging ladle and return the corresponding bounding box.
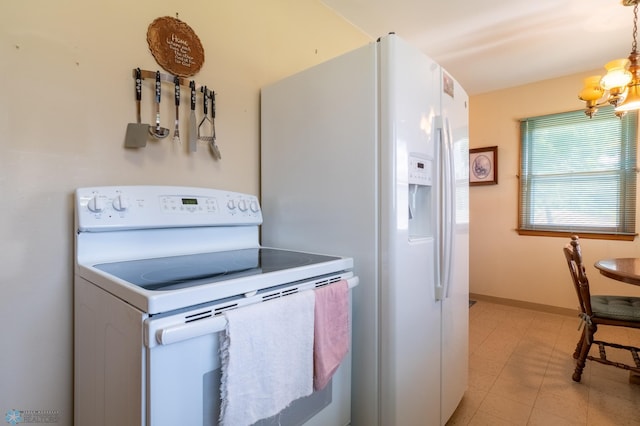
[149,70,170,139]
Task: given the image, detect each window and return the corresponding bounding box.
[518,106,638,240]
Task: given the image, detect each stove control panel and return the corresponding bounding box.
[76,186,262,231]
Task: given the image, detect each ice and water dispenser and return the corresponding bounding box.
[408,153,433,240]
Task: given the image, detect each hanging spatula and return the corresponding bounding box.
[209,90,221,160]
[124,68,149,148]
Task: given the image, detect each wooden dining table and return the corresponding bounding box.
[594,258,640,286]
[594,257,640,384]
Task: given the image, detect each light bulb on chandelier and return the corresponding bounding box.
[579,0,640,118]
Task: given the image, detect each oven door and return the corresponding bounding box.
[145,315,224,425]
[144,276,356,426]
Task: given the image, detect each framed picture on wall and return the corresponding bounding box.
[469,146,498,186]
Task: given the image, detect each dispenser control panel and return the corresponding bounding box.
[408,155,433,186]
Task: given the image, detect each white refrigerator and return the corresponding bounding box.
[260,34,469,426]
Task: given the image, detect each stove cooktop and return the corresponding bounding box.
[93,248,341,292]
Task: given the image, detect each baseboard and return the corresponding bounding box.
[469,293,578,317]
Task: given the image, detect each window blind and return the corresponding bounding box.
[519,106,637,237]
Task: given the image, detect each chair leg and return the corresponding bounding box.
[573,325,596,382]
[573,332,585,360]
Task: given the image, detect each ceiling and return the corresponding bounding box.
[321,0,637,95]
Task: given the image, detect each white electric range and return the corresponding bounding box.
[73,185,357,426]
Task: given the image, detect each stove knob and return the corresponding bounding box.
[112,194,128,211]
[250,200,260,213]
[227,200,236,210]
[238,199,248,212]
[87,195,104,212]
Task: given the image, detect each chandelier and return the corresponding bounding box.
[579,0,640,118]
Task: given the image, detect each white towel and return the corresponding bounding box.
[219,290,316,426]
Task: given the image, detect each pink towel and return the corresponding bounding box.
[313,279,350,390]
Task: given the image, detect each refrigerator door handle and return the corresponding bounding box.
[433,116,446,300]
[435,116,455,301]
[442,117,455,299]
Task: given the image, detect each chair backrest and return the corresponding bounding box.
[563,235,593,316]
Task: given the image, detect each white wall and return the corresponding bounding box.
[0,1,369,423]
[469,72,640,309]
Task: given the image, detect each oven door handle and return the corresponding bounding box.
[156,315,227,346]
[154,276,359,346]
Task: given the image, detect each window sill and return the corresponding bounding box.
[516,229,637,241]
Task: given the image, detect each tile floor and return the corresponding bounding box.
[446,300,640,426]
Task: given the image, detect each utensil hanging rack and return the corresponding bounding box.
[133,68,214,98]
[130,67,220,159]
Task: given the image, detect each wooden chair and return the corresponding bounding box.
[563,235,640,382]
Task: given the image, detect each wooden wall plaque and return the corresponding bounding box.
[147,16,204,77]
